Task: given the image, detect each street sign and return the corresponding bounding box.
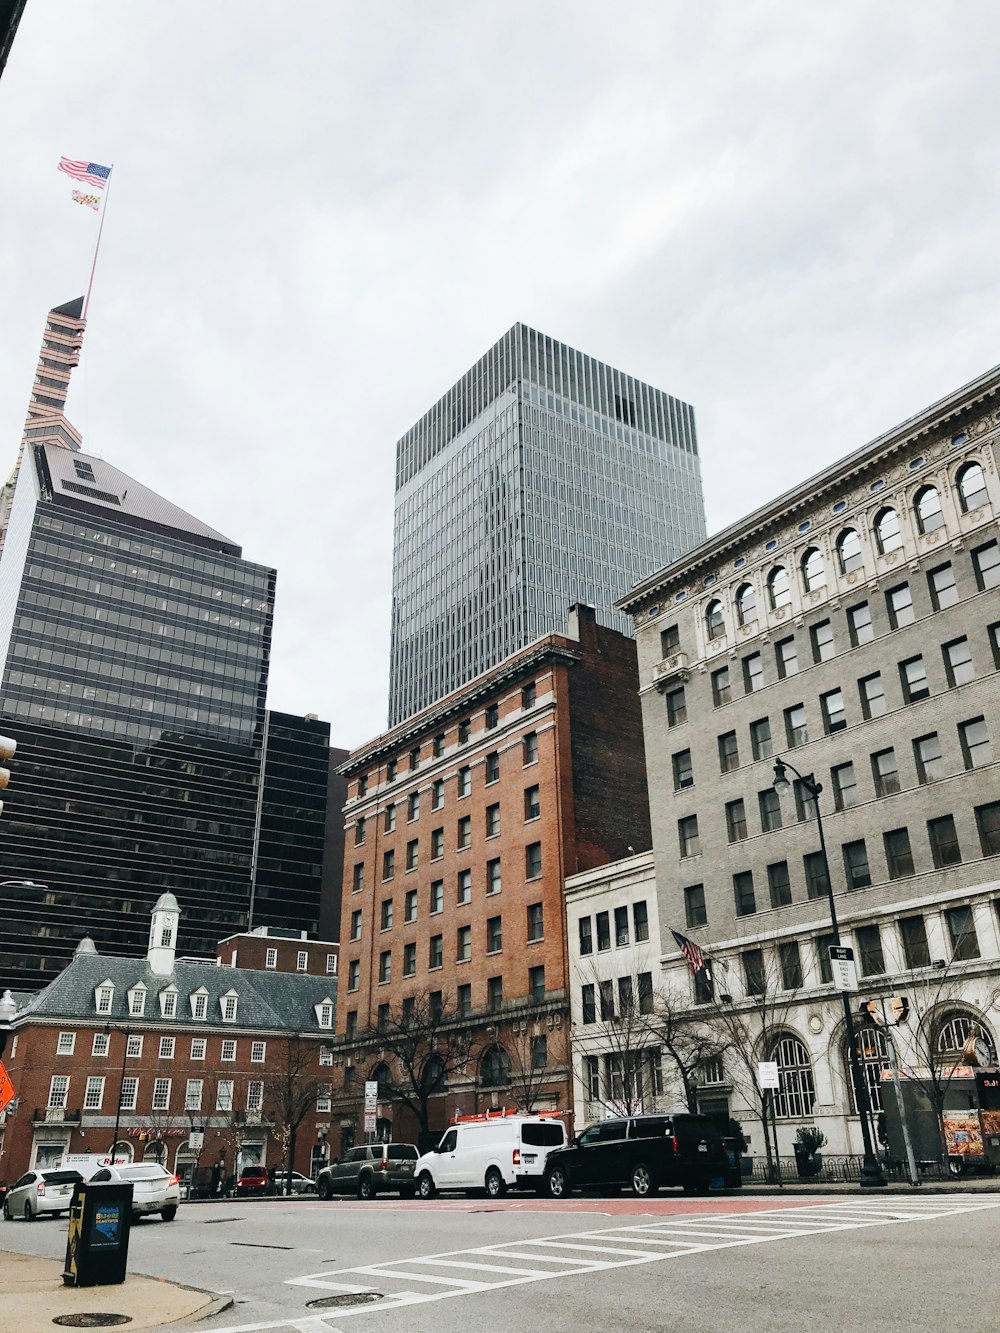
[363,1110,377,1134]
[364,1080,378,1112]
[188,1130,204,1150]
[757,1060,780,1090]
[829,944,858,992]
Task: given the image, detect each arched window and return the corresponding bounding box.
[914,485,944,534]
[847,1026,889,1113]
[769,1033,815,1119]
[143,1139,167,1164]
[735,583,757,626]
[801,547,826,593]
[767,566,791,611]
[874,507,902,555]
[370,1062,393,1099]
[957,462,988,513]
[705,599,725,641]
[836,528,863,574]
[935,1012,996,1062]
[419,1054,446,1095]
[479,1045,511,1089]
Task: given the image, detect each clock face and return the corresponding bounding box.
[973,1037,992,1067]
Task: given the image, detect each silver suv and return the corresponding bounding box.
[316,1144,418,1200]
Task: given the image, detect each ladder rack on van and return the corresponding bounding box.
[449,1108,568,1124]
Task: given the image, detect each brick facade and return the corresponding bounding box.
[215,929,339,980]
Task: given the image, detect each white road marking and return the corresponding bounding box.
[202,1196,1000,1333]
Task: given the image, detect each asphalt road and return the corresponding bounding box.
[4,1192,998,1333]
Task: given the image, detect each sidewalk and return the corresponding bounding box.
[0,1251,229,1333]
[741,1176,1000,1195]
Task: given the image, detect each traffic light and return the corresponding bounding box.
[889,996,909,1025]
[0,735,16,818]
[859,1001,879,1023]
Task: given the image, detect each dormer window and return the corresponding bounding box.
[160,986,178,1019]
[95,982,114,1014]
[220,991,238,1022]
[128,984,146,1017]
[315,998,334,1029]
[190,988,208,1020]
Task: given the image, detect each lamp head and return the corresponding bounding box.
[772,758,791,795]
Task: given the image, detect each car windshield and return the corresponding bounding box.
[521,1124,564,1147]
[40,1171,82,1185]
[387,1146,417,1160]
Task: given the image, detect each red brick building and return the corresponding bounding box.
[331,606,650,1152]
[215,927,339,979]
[0,895,338,1189]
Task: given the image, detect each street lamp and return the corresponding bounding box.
[772,757,886,1188]
[104,1023,132,1162]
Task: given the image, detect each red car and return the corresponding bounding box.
[235,1166,269,1197]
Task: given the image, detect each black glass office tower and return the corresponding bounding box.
[388,324,706,724]
[0,443,277,982]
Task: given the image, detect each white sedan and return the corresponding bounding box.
[89,1163,180,1221]
[3,1168,83,1221]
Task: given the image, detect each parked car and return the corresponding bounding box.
[543,1114,736,1199]
[235,1166,269,1197]
[89,1163,180,1221]
[414,1114,568,1199]
[2,1168,83,1221]
[273,1170,317,1195]
[316,1144,419,1200]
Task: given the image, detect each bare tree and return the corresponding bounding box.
[501,1016,569,1114]
[649,985,729,1115]
[577,958,671,1119]
[264,1037,323,1196]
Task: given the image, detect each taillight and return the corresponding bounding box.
[169,1176,180,1186]
[670,1135,680,1155]
[36,1182,45,1195]
[380,1153,388,1170]
[512,1148,521,1166]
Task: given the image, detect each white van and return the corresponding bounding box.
[414,1114,567,1198]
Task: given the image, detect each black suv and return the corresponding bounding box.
[544,1114,735,1198]
[316,1144,419,1200]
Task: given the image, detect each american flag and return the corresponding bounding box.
[58,158,111,189]
[671,928,709,975]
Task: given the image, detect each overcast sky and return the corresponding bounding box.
[2,3,998,749]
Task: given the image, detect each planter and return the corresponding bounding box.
[794,1147,823,1179]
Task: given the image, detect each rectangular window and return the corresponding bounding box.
[848,601,874,646]
[959,717,992,770]
[614,904,629,946]
[943,637,974,687]
[947,905,980,960]
[859,672,888,719]
[617,976,634,1017]
[578,915,593,955]
[717,733,738,774]
[486,857,501,895]
[750,717,772,761]
[900,915,930,969]
[733,871,756,917]
[382,849,395,881]
[742,949,765,997]
[975,801,1000,856]
[457,925,472,962]
[694,969,715,1004]
[377,1003,390,1031]
[638,971,654,1015]
[526,842,542,878]
[221,1039,236,1061]
[190,1038,206,1060]
[488,976,503,1011]
[684,883,707,928]
[406,839,418,871]
[487,915,503,953]
[380,898,393,931]
[350,909,362,942]
[457,983,472,1017]
[758,787,782,831]
[357,774,368,797]
[486,752,500,783]
[725,798,747,843]
[784,703,808,748]
[430,827,444,859]
[928,814,962,868]
[804,850,830,900]
[404,888,418,922]
[458,720,471,744]
[767,861,792,908]
[352,863,364,893]
[843,839,871,890]
[430,880,443,913]
[821,688,847,734]
[457,815,471,849]
[776,636,798,679]
[457,868,472,904]
[354,816,366,846]
[403,941,416,976]
[185,1079,203,1111]
[599,979,615,1020]
[711,666,731,706]
[429,934,443,969]
[159,1036,175,1059]
[831,761,858,811]
[678,814,700,857]
[486,802,501,837]
[246,1081,263,1113]
[596,911,611,950]
[347,960,359,991]
[660,624,680,656]
[407,791,420,821]
[120,1078,138,1112]
[779,941,803,991]
[634,901,649,941]
[871,748,900,797]
[386,758,398,782]
[528,902,545,943]
[92,1032,110,1058]
[793,778,814,823]
[900,656,930,703]
[810,620,835,663]
[152,1078,171,1112]
[742,652,763,693]
[928,563,959,610]
[886,583,915,629]
[433,733,445,758]
[432,778,445,809]
[378,950,391,984]
[581,983,596,1025]
[48,1075,69,1108]
[914,732,945,784]
[523,732,539,765]
[528,965,545,1002]
[816,932,837,984]
[673,748,695,788]
[485,703,499,730]
[972,540,1000,591]
[384,803,396,832]
[883,827,914,879]
[522,681,537,709]
[856,924,885,977]
[84,1076,105,1111]
[265,947,277,969]
[524,784,540,821]
[56,1031,76,1055]
[665,686,687,726]
[458,766,471,797]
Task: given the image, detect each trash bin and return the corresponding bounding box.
[63,1180,133,1287]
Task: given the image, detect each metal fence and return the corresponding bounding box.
[744,1154,963,1184]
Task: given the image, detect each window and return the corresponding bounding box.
[847,601,874,647]
[928,563,958,610]
[486,857,501,896]
[914,484,944,533]
[960,717,992,770]
[352,863,364,894]
[886,583,914,629]
[767,861,792,908]
[859,672,888,719]
[458,719,471,744]
[779,941,803,990]
[820,688,847,734]
[578,916,593,955]
[433,733,445,758]
[775,637,799,683]
[384,803,397,833]
[96,984,113,1014]
[900,656,930,703]
[317,1000,333,1029]
[316,1083,332,1111]
[185,1079,203,1112]
[914,732,944,784]
[733,871,756,917]
[843,840,871,890]
[247,1081,264,1113]
[725,798,747,842]
[684,884,707,928]
[377,1004,390,1031]
[665,686,687,726]
[742,949,765,997]
[161,989,177,1018]
[347,960,360,991]
[804,851,830,900]
[816,932,837,984]
[522,681,537,708]
[943,637,974,687]
[837,527,863,573]
[403,888,418,923]
[191,1037,206,1060]
[928,814,962,867]
[705,599,725,641]
[617,976,635,1017]
[525,783,542,820]
[599,979,615,1020]
[801,547,826,592]
[581,984,596,1024]
[614,904,629,947]
[771,1034,816,1119]
[487,915,503,953]
[831,761,858,810]
[432,778,445,809]
[523,732,538,765]
[736,583,757,625]
[784,703,807,748]
[718,733,738,774]
[355,816,366,845]
[810,620,835,663]
[638,971,654,1015]
[486,752,500,783]
[486,803,500,836]
[265,947,277,969]
[458,766,471,798]
[457,984,472,1018]
[430,880,444,913]
[674,748,695,787]
[159,1036,175,1059]
[386,758,398,782]
[378,951,391,983]
[56,1032,76,1055]
[152,1078,171,1112]
[742,652,763,694]
[120,1078,139,1112]
[900,915,930,969]
[711,666,731,706]
[380,898,393,931]
[528,902,544,942]
[488,976,504,1011]
[694,968,715,1004]
[678,815,700,857]
[958,461,989,513]
[970,538,1000,591]
[526,842,542,879]
[403,941,416,976]
[128,987,146,1017]
[457,815,471,849]
[485,703,499,730]
[382,849,395,880]
[874,507,902,554]
[48,1074,70,1108]
[349,909,362,942]
[407,791,420,821]
[221,1039,237,1061]
[457,868,472,904]
[192,992,208,1020]
[992,623,1000,671]
[750,717,772,761]
[660,623,680,656]
[946,905,980,960]
[429,934,443,969]
[430,827,444,859]
[356,774,368,797]
[793,778,814,823]
[768,566,791,610]
[976,801,1000,856]
[853,923,884,977]
[528,965,545,1002]
[633,900,649,942]
[759,787,782,831]
[596,911,611,950]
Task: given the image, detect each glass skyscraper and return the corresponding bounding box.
[388,323,706,724]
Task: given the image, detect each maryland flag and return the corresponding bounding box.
[71,190,101,212]
[0,1060,15,1116]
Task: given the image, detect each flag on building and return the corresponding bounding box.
[58,158,111,189]
[671,928,709,975]
[71,190,101,211]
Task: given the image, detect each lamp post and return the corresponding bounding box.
[772,757,886,1188]
[105,1023,132,1162]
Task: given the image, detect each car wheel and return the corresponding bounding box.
[399,1185,416,1199]
[416,1172,436,1200]
[2,1201,11,1221]
[630,1162,656,1197]
[484,1168,506,1199]
[546,1166,570,1199]
[161,1206,178,1222]
[357,1175,375,1201]
[317,1178,333,1201]
[24,1200,34,1222]
[50,1211,62,1220]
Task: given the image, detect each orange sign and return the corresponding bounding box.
[0,1060,15,1115]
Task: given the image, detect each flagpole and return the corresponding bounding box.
[83,164,114,322]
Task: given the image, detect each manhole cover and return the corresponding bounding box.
[53,1317,132,1329]
[306,1293,383,1309]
